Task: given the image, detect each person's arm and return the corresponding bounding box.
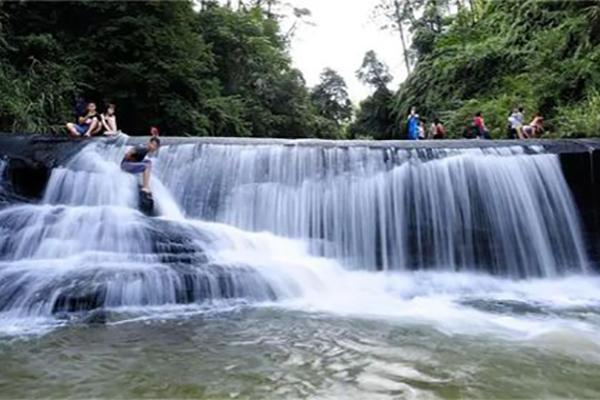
[82,112,94,124]
[101,114,110,131]
[123,148,137,162]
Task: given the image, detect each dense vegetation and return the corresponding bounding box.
[0,0,346,137]
[352,0,600,139]
[1,0,598,139]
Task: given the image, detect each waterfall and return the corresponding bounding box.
[0,158,6,181]
[0,141,335,322]
[0,139,592,329]
[155,143,589,277]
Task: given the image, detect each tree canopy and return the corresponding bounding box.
[310,68,353,128]
[0,0,336,137]
[2,0,599,139]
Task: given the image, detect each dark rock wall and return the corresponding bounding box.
[560,150,600,268]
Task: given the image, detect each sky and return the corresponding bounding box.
[281,0,409,103]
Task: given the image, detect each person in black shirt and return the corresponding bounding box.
[66,102,101,138]
[121,137,161,194]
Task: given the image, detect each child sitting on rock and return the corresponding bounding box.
[101,104,120,136]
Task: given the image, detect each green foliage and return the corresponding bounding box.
[356,50,394,89]
[310,68,353,129]
[350,51,397,139]
[392,0,600,138]
[349,87,396,140]
[555,90,600,138]
[0,1,323,137]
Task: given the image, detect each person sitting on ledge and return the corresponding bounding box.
[430,118,446,139]
[521,113,544,139]
[66,102,101,138]
[121,137,161,194]
[101,103,120,136]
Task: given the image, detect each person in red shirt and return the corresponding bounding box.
[473,112,491,139]
[431,118,446,139]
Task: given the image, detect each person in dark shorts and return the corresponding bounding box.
[66,102,101,138]
[121,137,161,194]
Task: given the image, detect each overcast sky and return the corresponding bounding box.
[281,0,408,103]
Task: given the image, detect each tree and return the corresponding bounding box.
[197,5,318,138]
[374,0,421,73]
[356,50,394,90]
[349,87,396,140]
[0,1,324,138]
[310,68,353,126]
[0,1,217,135]
[374,0,453,72]
[392,0,600,138]
[351,53,395,139]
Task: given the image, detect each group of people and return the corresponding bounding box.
[506,108,545,139]
[407,107,447,140]
[66,102,120,138]
[406,107,545,140]
[65,100,162,195]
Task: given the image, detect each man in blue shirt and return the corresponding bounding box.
[407,107,420,140]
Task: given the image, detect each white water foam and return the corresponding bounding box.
[0,139,598,359]
[156,143,589,277]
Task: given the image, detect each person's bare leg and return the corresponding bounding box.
[84,119,99,137]
[141,165,151,193]
[91,120,102,136]
[66,123,79,138]
[85,118,100,137]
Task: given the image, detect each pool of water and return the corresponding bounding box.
[2,273,600,399]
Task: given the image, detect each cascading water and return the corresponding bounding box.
[0,140,591,328]
[155,143,588,278]
[0,140,340,331]
[2,138,600,398]
[0,157,6,182]
[0,138,594,330]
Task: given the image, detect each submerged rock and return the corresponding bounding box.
[138,187,155,216]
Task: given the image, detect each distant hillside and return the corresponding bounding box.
[393,0,600,138]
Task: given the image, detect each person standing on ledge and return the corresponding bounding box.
[407,107,420,140]
[473,111,491,139]
[121,137,161,194]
